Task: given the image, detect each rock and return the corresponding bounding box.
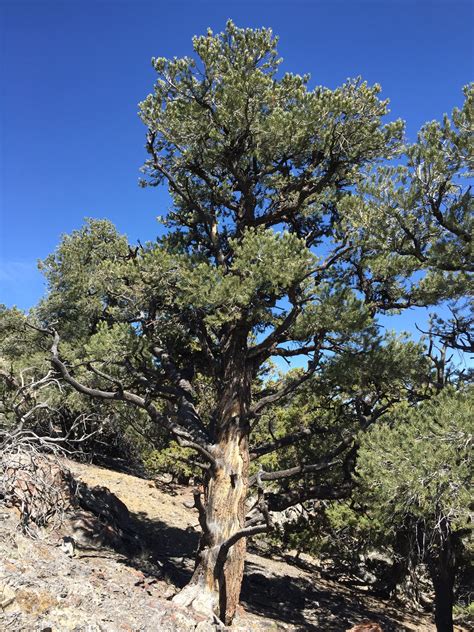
[346,623,384,632]
[0,582,16,610]
[195,621,219,631]
[70,483,139,552]
[155,473,174,484]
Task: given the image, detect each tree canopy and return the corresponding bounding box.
[355,388,473,631]
[1,21,472,628]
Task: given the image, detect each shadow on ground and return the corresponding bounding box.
[113,510,424,632]
[115,510,198,588]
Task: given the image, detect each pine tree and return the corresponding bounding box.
[356,389,473,632]
[31,22,471,623]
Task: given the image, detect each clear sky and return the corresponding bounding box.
[1,0,473,344]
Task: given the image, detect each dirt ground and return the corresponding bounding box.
[0,459,467,631]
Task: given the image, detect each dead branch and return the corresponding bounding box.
[29,324,217,467]
[0,430,75,533]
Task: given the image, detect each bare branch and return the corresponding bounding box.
[247,302,301,360]
[250,426,327,460]
[30,325,217,466]
[248,357,320,418]
[151,346,209,440]
[266,481,353,512]
[251,457,342,485]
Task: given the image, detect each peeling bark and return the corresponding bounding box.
[174,354,251,625]
[173,427,249,624]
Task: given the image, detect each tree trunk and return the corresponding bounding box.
[431,572,454,632]
[173,354,251,625]
[173,427,249,624]
[427,525,456,632]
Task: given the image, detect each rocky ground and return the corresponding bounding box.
[0,460,467,631]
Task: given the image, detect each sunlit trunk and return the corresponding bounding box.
[174,354,251,625]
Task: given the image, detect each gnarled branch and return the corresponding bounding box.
[29,324,217,467]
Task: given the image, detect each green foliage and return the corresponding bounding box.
[356,388,473,539]
[38,219,132,340]
[453,601,474,627]
[320,332,432,399]
[0,305,53,431]
[3,27,471,614]
[35,25,471,426]
[179,228,314,328]
[143,445,197,482]
[342,83,473,308]
[139,20,403,260]
[0,305,45,369]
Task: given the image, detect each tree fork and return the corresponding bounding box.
[173,424,250,624]
[173,351,254,624]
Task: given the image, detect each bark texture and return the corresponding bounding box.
[173,430,249,624]
[173,357,251,625]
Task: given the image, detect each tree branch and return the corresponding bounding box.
[247,302,301,360]
[151,345,210,444]
[250,426,327,460]
[29,324,217,466]
[250,457,342,485]
[248,357,320,418]
[267,481,353,512]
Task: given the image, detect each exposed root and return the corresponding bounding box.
[172,583,223,624]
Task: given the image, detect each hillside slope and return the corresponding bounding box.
[0,459,461,631]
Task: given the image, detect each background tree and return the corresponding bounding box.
[258,329,471,606]
[0,302,144,469]
[28,22,471,625]
[343,83,473,344]
[354,388,473,632]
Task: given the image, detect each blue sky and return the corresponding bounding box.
[0,0,472,347]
